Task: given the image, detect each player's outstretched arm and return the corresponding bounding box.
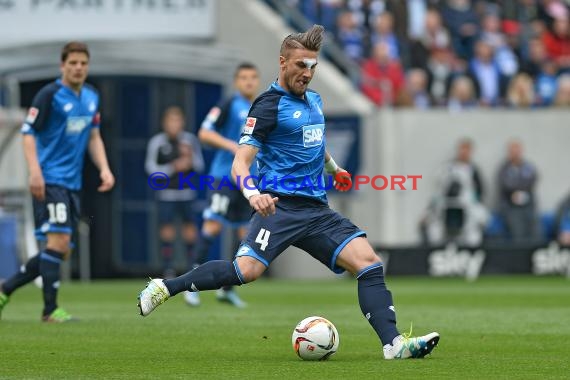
[232,144,278,217]
[88,128,115,192]
[22,134,45,200]
[198,128,239,155]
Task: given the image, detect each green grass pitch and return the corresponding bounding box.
[1,276,569,379]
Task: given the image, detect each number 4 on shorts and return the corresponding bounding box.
[255,228,270,251]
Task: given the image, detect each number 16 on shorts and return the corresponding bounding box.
[255,228,271,251]
[47,202,68,223]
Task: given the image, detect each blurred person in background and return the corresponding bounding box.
[501,0,539,57]
[396,68,432,108]
[346,0,403,55]
[409,7,451,70]
[538,0,569,26]
[370,12,402,61]
[420,138,488,247]
[145,107,204,279]
[441,0,480,59]
[0,42,115,322]
[361,41,405,106]
[447,75,478,111]
[542,17,570,72]
[553,73,570,105]
[468,38,507,106]
[319,0,345,34]
[426,49,455,105]
[535,59,559,105]
[521,37,550,77]
[407,0,429,42]
[553,191,570,246]
[480,12,520,78]
[506,72,536,107]
[336,9,366,62]
[497,139,540,242]
[186,63,260,308]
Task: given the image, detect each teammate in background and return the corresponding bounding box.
[184,63,260,308]
[0,42,115,322]
[138,26,440,359]
[145,107,204,278]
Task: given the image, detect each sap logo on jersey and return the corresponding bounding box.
[302,124,324,147]
[66,116,91,134]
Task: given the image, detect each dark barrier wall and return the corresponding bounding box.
[377,242,570,278]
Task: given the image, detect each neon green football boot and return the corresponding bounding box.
[0,292,9,320]
[42,308,77,323]
[383,331,440,359]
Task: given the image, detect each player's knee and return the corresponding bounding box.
[237,265,261,283]
[235,257,265,283]
[46,233,71,256]
[361,249,382,266]
[337,237,382,274]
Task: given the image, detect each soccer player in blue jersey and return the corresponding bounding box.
[0,42,114,322]
[138,26,440,359]
[183,63,259,308]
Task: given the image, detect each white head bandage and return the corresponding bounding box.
[303,58,317,69]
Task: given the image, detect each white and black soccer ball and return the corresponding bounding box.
[292,316,339,361]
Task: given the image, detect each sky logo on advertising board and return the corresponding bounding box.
[303,124,324,147]
[428,243,486,280]
[532,242,570,276]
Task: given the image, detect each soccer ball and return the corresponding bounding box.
[292,316,339,361]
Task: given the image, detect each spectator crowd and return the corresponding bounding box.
[286,0,570,108]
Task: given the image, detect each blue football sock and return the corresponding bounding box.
[163,260,244,296]
[40,249,65,316]
[357,263,400,346]
[1,254,41,296]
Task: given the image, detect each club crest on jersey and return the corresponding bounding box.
[302,124,324,147]
[26,107,39,124]
[243,117,256,135]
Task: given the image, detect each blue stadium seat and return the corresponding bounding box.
[484,212,507,238]
[540,212,556,241]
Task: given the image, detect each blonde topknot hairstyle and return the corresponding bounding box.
[280,25,325,58]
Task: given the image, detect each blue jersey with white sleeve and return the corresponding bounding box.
[201,93,253,179]
[21,79,100,191]
[239,82,327,203]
